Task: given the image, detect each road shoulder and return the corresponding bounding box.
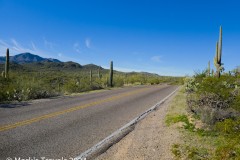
[97,88,181,160]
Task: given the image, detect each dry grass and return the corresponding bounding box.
[165,87,215,159]
[166,86,240,160]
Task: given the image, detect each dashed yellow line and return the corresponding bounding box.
[0,87,150,132]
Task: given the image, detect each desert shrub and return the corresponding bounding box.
[215,118,240,134]
[0,68,182,102]
[173,76,240,159]
[231,93,240,112]
[114,77,124,87]
[197,76,237,100]
[186,75,240,125]
[214,144,240,160]
[171,144,182,158]
[184,77,199,93]
[0,76,56,102]
[194,69,208,79]
[171,143,210,159]
[63,78,89,93]
[187,92,238,124]
[213,118,240,159]
[148,77,160,85]
[165,114,195,131]
[0,77,10,101]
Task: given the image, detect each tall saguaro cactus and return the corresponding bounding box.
[109,61,113,87]
[5,48,9,78]
[90,70,92,85]
[98,66,101,79]
[214,26,224,78]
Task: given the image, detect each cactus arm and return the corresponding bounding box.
[214,41,219,68]
[213,26,223,78]
[218,26,222,63]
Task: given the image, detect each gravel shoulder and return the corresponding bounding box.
[97,90,181,160]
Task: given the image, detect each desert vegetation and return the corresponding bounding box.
[0,50,183,103]
[167,73,240,159]
[166,27,240,159]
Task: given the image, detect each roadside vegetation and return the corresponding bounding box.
[166,72,240,160]
[0,62,183,103]
[166,26,240,160]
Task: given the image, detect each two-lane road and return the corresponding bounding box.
[0,84,177,159]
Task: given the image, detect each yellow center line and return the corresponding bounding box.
[0,87,150,132]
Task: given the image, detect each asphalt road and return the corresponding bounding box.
[0,84,177,159]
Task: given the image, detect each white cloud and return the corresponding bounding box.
[114,67,142,72]
[31,41,38,51]
[43,38,55,50]
[11,39,25,52]
[73,42,81,53]
[0,38,48,57]
[151,56,162,62]
[0,46,7,56]
[10,38,38,53]
[58,53,62,57]
[73,42,79,48]
[0,40,10,56]
[85,38,91,49]
[0,39,9,47]
[102,65,142,73]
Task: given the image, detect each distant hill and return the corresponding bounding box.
[0,53,106,72]
[0,57,5,63]
[0,53,160,77]
[83,64,102,70]
[0,52,61,64]
[22,61,83,71]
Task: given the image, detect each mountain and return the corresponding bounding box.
[0,52,61,64]
[0,53,160,77]
[83,64,102,70]
[0,53,105,72]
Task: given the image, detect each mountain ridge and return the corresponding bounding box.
[0,52,61,64]
[0,53,106,72]
[0,52,161,76]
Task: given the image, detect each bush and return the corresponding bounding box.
[185,75,240,125]
[184,77,199,93]
[215,144,240,160]
[197,76,237,100]
[215,118,240,134]
[114,77,124,87]
[0,69,183,102]
[165,114,195,131]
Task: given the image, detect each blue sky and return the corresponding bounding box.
[1,0,240,76]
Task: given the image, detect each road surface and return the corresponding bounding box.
[0,84,177,159]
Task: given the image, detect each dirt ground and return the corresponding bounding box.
[97,93,180,160]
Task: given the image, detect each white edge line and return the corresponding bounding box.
[75,86,180,160]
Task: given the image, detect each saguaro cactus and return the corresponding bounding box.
[1,71,5,77]
[5,48,9,78]
[214,26,224,78]
[109,61,113,87]
[90,70,92,85]
[98,66,101,79]
[207,61,210,76]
